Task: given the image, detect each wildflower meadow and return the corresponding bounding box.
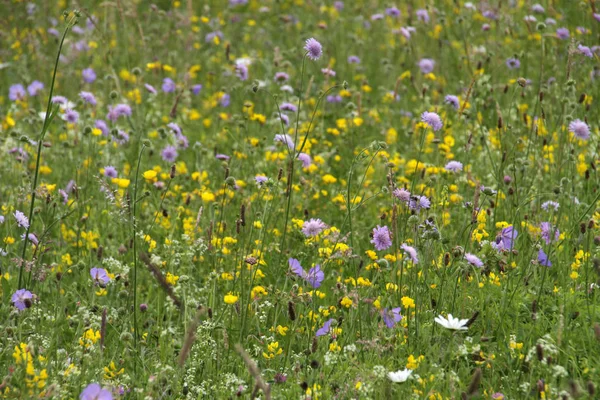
[2,1,600,399]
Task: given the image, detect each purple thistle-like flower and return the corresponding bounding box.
[540,222,559,245]
[302,218,326,237]
[401,243,419,264]
[386,7,400,17]
[316,318,335,337]
[144,84,157,94]
[274,134,295,150]
[393,188,411,204]
[52,95,68,105]
[162,78,176,93]
[538,249,551,267]
[382,307,402,328]
[280,102,297,112]
[416,9,430,23]
[192,84,203,95]
[445,95,460,110]
[215,153,230,161]
[161,146,178,163]
[27,81,44,96]
[556,28,569,39]
[14,210,29,228]
[541,201,559,211]
[578,44,593,58]
[22,233,38,246]
[115,130,130,145]
[9,84,26,101]
[465,253,484,268]
[235,62,248,81]
[421,111,443,131]
[371,225,392,251]
[220,93,230,107]
[304,38,323,60]
[409,195,431,212]
[107,104,132,122]
[64,109,79,124]
[274,72,289,83]
[594,13,600,22]
[90,268,110,285]
[167,122,182,136]
[568,119,590,140]
[79,91,97,106]
[80,383,113,400]
[59,189,68,204]
[104,166,117,178]
[280,113,290,126]
[255,175,268,185]
[418,58,435,74]
[321,68,336,77]
[82,68,96,83]
[531,4,545,13]
[347,55,361,64]
[95,120,109,136]
[326,94,343,103]
[445,161,463,172]
[506,58,521,69]
[11,289,33,311]
[371,13,384,21]
[297,153,312,168]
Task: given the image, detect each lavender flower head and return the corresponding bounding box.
[304,38,323,60]
[103,166,118,178]
[568,119,590,140]
[64,109,80,124]
[445,161,463,172]
[82,68,97,83]
[556,28,569,39]
[540,222,559,245]
[14,210,29,228]
[80,383,113,400]
[393,188,411,204]
[421,111,443,131]
[578,44,593,58]
[161,146,178,163]
[347,55,361,64]
[416,9,430,23]
[107,104,132,122]
[401,243,419,264]
[11,289,33,311]
[541,201,559,211]
[382,307,402,328]
[297,153,312,168]
[27,81,44,96]
[409,195,431,212]
[9,84,26,101]
[371,225,392,251]
[418,58,435,74]
[144,84,157,94]
[445,95,460,110]
[465,253,483,268]
[302,218,326,237]
[80,91,97,106]
[162,78,176,93]
[385,7,400,17]
[506,58,521,69]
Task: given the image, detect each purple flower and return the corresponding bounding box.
[321,68,336,77]
[9,84,26,101]
[14,210,29,229]
[79,91,97,106]
[569,119,590,140]
[82,68,97,83]
[316,318,335,337]
[371,225,392,251]
[255,175,268,185]
[220,93,230,107]
[144,84,157,94]
[205,31,223,43]
[274,134,295,150]
[445,161,463,172]
[445,95,460,110]
[22,233,38,246]
[540,222,559,245]
[465,253,483,268]
[280,102,297,112]
[393,188,411,204]
[302,218,326,237]
[496,226,518,251]
[382,307,402,328]
[279,113,290,126]
[161,146,178,163]
[59,189,68,204]
[27,81,44,96]
[80,383,113,400]
[401,243,419,264]
[192,84,203,95]
[409,195,431,212]
[297,152,312,168]
[107,104,132,122]
[347,55,361,64]
[11,289,33,311]
[95,120,109,136]
[304,38,323,61]
[91,268,111,285]
[235,62,248,81]
[538,249,551,267]
[531,4,545,13]
[215,153,230,161]
[417,58,435,74]
[334,1,344,11]
[421,111,443,131]
[506,58,521,69]
[385,7,400,17]
[594,13,600,22]
[578,44,593,58]
[274,72,289,83]
[326,94,342,103]
[556,28,569,39]
[115,130,130,145]
[371,13,384,21]
[289,258,324,288]
[416,9,430,23]
[541,201,559,211]
[64,109,79,124]
[52,95,68,105]
[162,78,176,93]
[167,122,182,136]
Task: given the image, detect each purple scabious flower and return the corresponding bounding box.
[417,58,435,74]
[11,289,33,311]
[524,15,537,23]
[9,84,26,101]
[556,28,570,39]
[27,81,44,96]
[274,72,289,83]
[14,210,29,228]
[103,166,117,178]
[215,153,230,161]
[22,233,38,246]
[568,119,590,140]
[302,218,326,237]
[371,225,392,251]
[316,318,335,337]
[95,120,109,136]
[385,7,400,17]
[235,62,248,81]
[220,93,230,107]
[59,189,68,204]
[393,188,411,204]
[334,1,344,11]
[161,146,178,163]
[167,122,182,136]
[540,222,559,245]
[297,152,311,168]
[162,78,176,93]
[409,195,431,212]
[191,84,203,95]
[545,18,556,25]
[445,161,463,172]
[401,243,419,264]
[255,175,268,185]
[531,4,545,13]
[506,58,521,69]
[107,104,132,122]
[80,383,113,400]
[578,44,593,58]
[538,249,551,267]
[52,95,68,105]
[205,31,223,43]
[48,28,60,37]
[79,91,97,106]
[445,95,460,110]
[321,68,336,77]
[274,134,295,150]
[304,38,323,60]
[465,253,483,268]
[416,9,430,23]
[82,68,97,83]
[594,13,600,22]
[279,113,290,126]
[326,94,343,103]
[541,201,559,211]
[382,307,402,328]
[496,226,518,251]
[371,13,384,21]
[64,109,80,124]
[280,102,297,112]
[115,130,130,145]
[347,55,361,64]
[421,111,443,131]
[144,84,157,94]
[91,267,111,285]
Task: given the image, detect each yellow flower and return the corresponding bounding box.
[340,296,353,308]
[143,170,158,180]
[401,296,415,309]
[224,293,239,304]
